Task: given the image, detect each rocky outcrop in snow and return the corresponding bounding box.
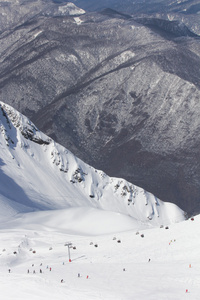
[0,102,186,226]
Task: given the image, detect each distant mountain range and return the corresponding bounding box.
[0,0,200,214]
[73,0,200,35]
[74,0,200,16]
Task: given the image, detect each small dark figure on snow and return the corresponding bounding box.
[8,269,11,273]
[61,279,64,283]
[33,270,36,274]
[40,269,42,273]
[78,273,80,277]
[27,269,29,273]
[123,268,126,271]
[148,258,151,262]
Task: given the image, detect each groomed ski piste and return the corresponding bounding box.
[0,101,199,299]
[0,212,200,300]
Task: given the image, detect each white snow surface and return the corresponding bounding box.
[58,2,85,16]
[74,16,83,25]
[0,208,199,299]
[0,101,185,226]
[0,101,197,299]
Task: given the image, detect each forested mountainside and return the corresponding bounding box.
[0,0,200,214]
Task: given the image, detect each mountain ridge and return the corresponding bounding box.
[0,101,185,225]
[0,1,200,214]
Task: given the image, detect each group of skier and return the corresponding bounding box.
[8,262,91,283]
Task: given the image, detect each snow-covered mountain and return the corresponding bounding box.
[1,101,199,300]
[0,0,85,32]
[44,2,85,17]
[1,1,200,214]
[0,101,185,226]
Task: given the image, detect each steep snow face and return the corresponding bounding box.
[0,102,185,226]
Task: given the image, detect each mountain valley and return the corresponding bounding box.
[0,0,200,214]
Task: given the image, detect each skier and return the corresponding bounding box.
[40,269,42,273]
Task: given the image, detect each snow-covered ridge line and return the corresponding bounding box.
[58,2,85,16]
[0,101,185,226]
[0,102,51,145]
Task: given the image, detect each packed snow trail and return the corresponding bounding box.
[0,213,199,299]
